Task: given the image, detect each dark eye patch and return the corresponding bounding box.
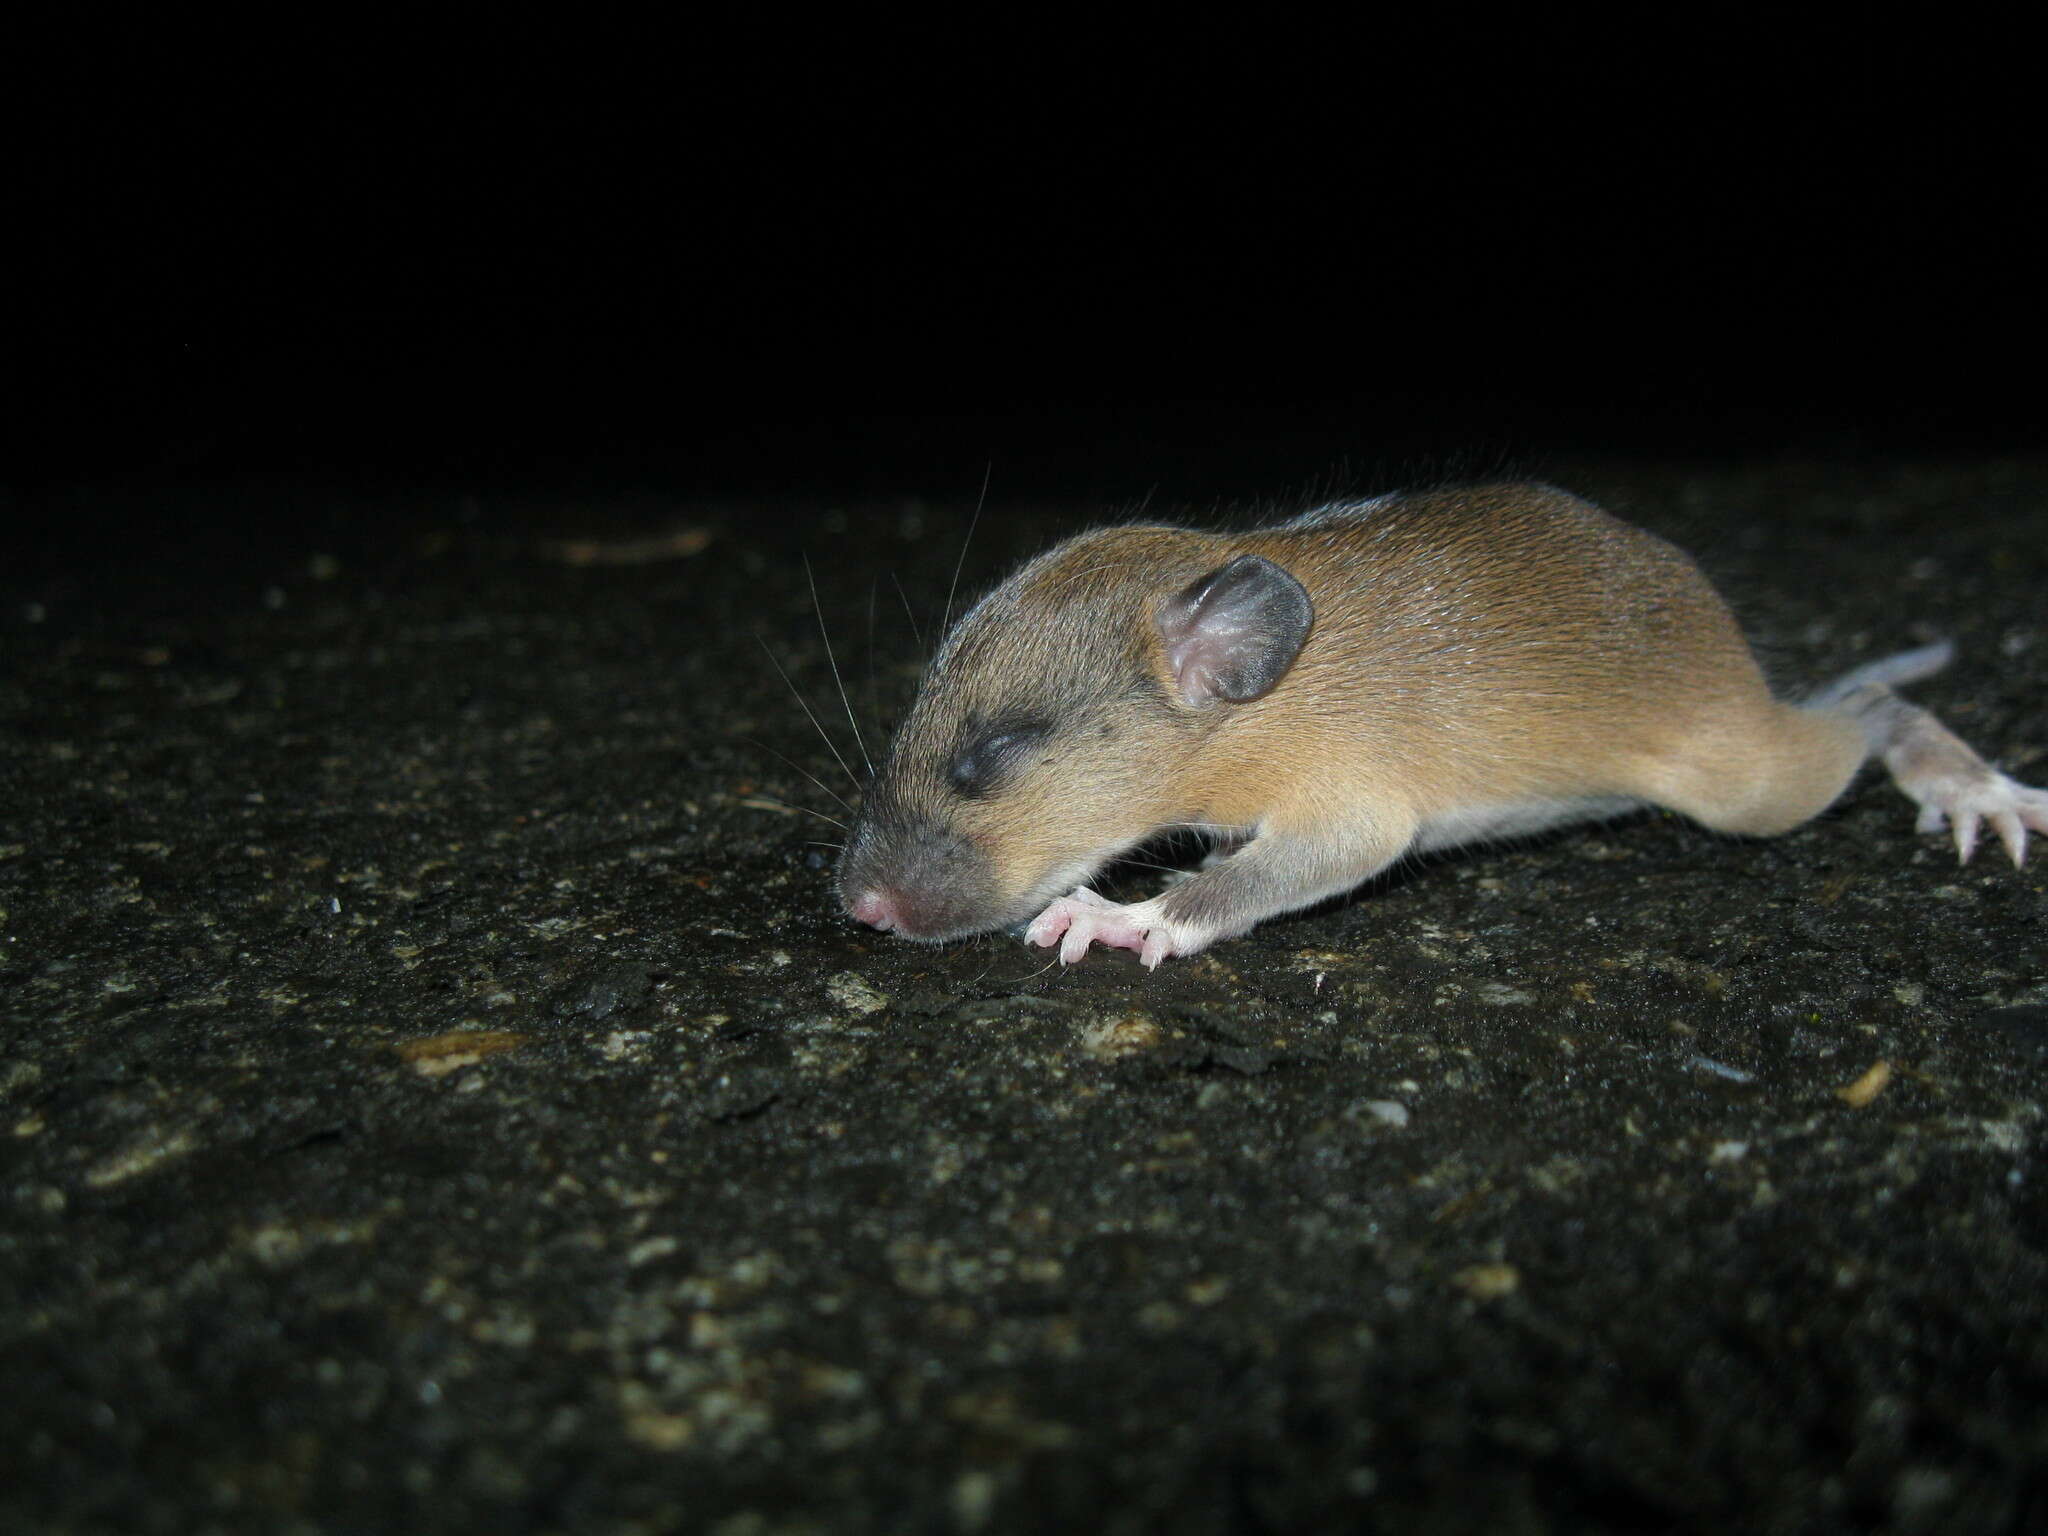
[947,719,1050,798]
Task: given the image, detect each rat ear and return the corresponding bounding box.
[1157,554,1313,705]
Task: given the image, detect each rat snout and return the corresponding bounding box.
[837,807,1005,942]
[838,875,978,941]
[847,887,909,933]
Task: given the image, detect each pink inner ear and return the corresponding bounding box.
[1156,554,1313,706]
[1165,625,1234,706]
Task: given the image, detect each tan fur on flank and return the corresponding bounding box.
[836,483,2047,966]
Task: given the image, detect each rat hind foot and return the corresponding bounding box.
[1851,689,2048,865]
[1893,739,2048,866]
[1913,775,2048,865]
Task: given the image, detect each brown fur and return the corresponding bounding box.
[1217,484,1868,837]
[837,482,2031,955]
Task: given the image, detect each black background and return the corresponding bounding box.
[15,28,2040,507]
[10,34,2048,1533]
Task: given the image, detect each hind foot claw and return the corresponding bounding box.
[1906,772,2048,866]
[1882,708,2048,866]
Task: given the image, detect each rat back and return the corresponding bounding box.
[1186,483,1804,835]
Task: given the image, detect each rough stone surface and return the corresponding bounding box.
[4,463,2045,1533]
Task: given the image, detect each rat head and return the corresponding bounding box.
[837,527,1313,942]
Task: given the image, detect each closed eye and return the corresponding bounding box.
[947,721,1050,798]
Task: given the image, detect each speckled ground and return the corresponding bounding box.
[4,463,2046,1534]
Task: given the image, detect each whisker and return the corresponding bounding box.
[734,741,854,817]
[733,786,848,829]
[892,570,927,659]
[744,644,862,796]
[806,553,873,777]
[1110,859,1194,875]
[864,577,882,743]
[987,952,1066,986]
[941,464,991,645]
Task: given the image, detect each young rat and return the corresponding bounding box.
[837,483,2047,967]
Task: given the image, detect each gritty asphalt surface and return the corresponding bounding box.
[4,461,2046,1534]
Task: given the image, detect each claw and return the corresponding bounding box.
[1991,810,2027,867]
[1025,909,1066,945]
[1926,782,2048,868]
[1025,888,1187,968]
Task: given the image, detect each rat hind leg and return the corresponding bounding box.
[1641,659,2048,864]
[1641,700,1872,839]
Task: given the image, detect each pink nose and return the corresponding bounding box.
[849,888,904,932]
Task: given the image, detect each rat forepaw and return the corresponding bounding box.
[1024,888,1194,968]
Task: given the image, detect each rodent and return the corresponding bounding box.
[837,483,2048,967]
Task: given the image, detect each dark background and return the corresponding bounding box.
[11,36,2048,1534]
[15,35,2040,513]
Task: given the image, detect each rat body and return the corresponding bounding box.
[838,483,2047,966]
